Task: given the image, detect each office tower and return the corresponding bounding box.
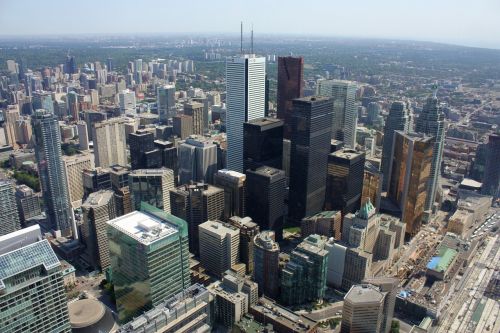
[32,109,73,235]
[281,234,329,305]
[226,55,266,172]
[363,277,399,333]
[341,284,385,333]
[82,167,112,197]
[62,153,94,208]
[253,231,280,299]
[32,91,54,114]
[277,56,304,139]
[92,118,127,168]
[173,115,193,139]
[117,284,213,333]
[170,183,224,255]
[66,54,77,74]
[387,131,434,237]
[362,161,383,211]
[129,129,155,169]
[84,111,107,141]
[107,209,190,323]
[198,220,239,277]
[154,140,179,182]
[366,102,382,125]
[381,101,410,190]
[67,91,79,120]
[0,226,71,333]
[0,180,21,236]
[214,169,246,220]
[482,134,500,198]
[178,136,218,185]
[109,165,130,189]
[81,190,116,270]
[157,84,176,122]
[288,96,333,224]
[184,101,205,135]
[301,211,342,239]
[15,185,41,224]
[118,89,136,114]
[317,80,357,148]
[325,149,365,216]
[243,117,283,171]
[229,216,260,274]
[76,121,89,150]
[134,59,143,84]
[129,168,175,213]
[415,96,445,212]
[342,200,380,253]
[245,166,286,240]
[106,57,113,71]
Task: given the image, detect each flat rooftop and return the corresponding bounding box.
[107,211,178,245]
[246,117,284,129]
[346,284,384,304]
[331,149,363,160]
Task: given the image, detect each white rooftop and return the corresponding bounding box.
[217,169,246,181]
[107,211,177,245]
[0,225,42,255]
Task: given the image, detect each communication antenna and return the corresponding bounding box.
[240,22,243,54]
[251,24,254,54]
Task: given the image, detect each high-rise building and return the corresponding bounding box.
[66,91,79,121]
[387,131,434,237]
[381,101,410,190]
[32,91,54,114]
[129,168,175,213]
[118,89,136,114]
[277,56,304,139]
[84,111,107,141]
[228,216,260,274]
[317,80,357,148]
[243,117,283,172]
[362,161,383,212]
[253,231,280,299]
[340,284,385,333]
[32,109,73,235]
[129,129,155,170]
[245,166,286,240]
[362,277,399,333]
[482,134,500,198]
[76,121,89,151]
[214,169,246,220]
[62,153,94,208]
[288,96,333,224]
[106,57,113,72]
[81,190,116,270]
[107,209,190,323]
[170,183,224,255]
[82,167,112,198]
[184,101,205,135]
[325,149,365,216]
[301,210,342,239]
[281,234,329,305]
[173,115,193,139]
[92,118,127,168]
[198,220,239,277]
[157,84,176,123]
[178,136,218,185]
[0,180,21,236]
[226,55,266,172]
[415,97,445,212]
[0,225,71,333]
[15,185,41,224]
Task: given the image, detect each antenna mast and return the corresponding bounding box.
[240,22,243,54]
[251,24,254,54]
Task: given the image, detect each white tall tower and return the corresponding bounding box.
[225,55,266,172]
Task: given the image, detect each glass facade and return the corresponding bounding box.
[277,56,304,139]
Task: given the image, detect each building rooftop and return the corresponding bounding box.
[216,169,246,182]
[199,220,239,237]
[426,247,458,273]
[251,297,316,332]
[68,299,106,328]
[254,231,279,251]
[129,168,172,177]
[331,148,363,160]
[246,117,284,129]
[107,211,178,245]
[345,284,384,304]
[0,225,42,255]
[82,190,114,208]
[304,211,339,220]
[460,178,482,189]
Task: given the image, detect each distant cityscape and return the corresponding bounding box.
[0,29,499,333]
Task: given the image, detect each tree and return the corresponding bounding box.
[391,320,400,333]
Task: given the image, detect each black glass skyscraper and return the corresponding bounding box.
[129,130,155,170]
[288,96,333,224]
[243,117,284,172]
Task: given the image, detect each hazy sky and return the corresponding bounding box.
[1,0,499,49]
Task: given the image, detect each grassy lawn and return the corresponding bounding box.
[284,226,301,234]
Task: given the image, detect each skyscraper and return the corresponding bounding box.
[118,89,136,114]
[129,129,155,170]
[243,117,284,172]
[0,180,21,236]
[169,183,224,255]
[32,109,73,235]
[381,101,410,190]
[76,121,89,151]
[184,101,205,135]
[229,216,260,274]
[81,190,116,270]
[362,277,399,333]
[325,149,365,216]
[245,166,286,240]
[317,80,357,148]
[15,185,41,224]
[178,136,218,185]
[173,115,193,139]
[0,226,71,333]
[214,169,246,220]
[107,208,190,323]
[288,96,333,224]
[362,161,383,211]
[129,168,175,213]
[277,56,304,139]
[340,284,385,333]
[62,153,94,208]
[157,84,176,123]
[387,131,434,237]
[226,55,266,172]
[415,97,445,212]
[253,231,280,299]
[482,134,500,198]
[92,118,127,168]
